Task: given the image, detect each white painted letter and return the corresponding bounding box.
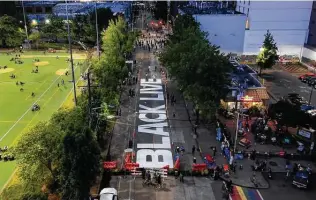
[139,113,166,123]
[138,122,169,136]
[139,104,165,114]
[136,149,174,168]
[137,137,171,149]
[140,91,164,101]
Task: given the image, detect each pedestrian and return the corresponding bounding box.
[173,111,176,118]
[57,83,59,87]
[193,157,197,164]
[176,146,180,154]
[192,145,196,155]
[212,146,217,157]
[179,173,184,183]
[180,146,185,155]
[119,108,121,116]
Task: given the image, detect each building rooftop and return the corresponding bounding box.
[178,1,239,15]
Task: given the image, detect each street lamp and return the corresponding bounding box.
[45,19,50,24]
[31,19,38,26]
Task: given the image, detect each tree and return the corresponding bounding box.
[29,32,41,49]
[160,14,231,120]
[41,15,67,42]
[0,15,24,47]
[89,7,114,33]
[256,30,279,75]
[58,107,101,200]
[72,15,96,44]
[153,1,168,21]
[14,121,64,192]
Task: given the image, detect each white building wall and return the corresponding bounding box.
[236,0,313,56]
[194,14,247,54]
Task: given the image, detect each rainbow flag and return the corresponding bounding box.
[230,186,264,200]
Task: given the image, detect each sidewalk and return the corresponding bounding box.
[109,57,139,168]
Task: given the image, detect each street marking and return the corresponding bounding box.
[0,121,30,123]
[230,186,264,200]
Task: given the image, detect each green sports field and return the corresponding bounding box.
[0,51,86,190]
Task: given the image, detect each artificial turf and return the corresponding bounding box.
[0,50,86,190]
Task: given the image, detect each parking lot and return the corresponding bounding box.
[262,69,316,106]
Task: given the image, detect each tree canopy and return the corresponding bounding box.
[0,15,24,47]
[160,14,231,119]
[256,30,279,75]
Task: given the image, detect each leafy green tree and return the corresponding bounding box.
[160,14,231,120]
[72,15,96,43]
[41,15,67,42]
[0,15,24,47]
[29,32,41,49]
[89,7,114,33]
[58,107,101,200]
[14,121,63,192]
[256,30,279,75]
[153,1,168,21]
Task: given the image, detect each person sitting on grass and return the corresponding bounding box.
[31,92,35,97]
[20,81,25,86]
[20,88,24,92]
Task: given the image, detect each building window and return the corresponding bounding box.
[146,155,152,162]
[244,0,245,4]
[249,0,251,5]
[243,7,245,13]
[246,18,250,30]
[247,8,249,16]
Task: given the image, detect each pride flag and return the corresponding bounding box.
[230,186,264,200]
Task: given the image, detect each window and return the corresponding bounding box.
[247,8,250,16]
[244,0,245,4]
[246,18,250,30]
[146,155,152,162]
[158,155,164,162]
[249,0,251,5]
[243,7,245,13]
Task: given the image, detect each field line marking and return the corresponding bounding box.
[25,80,48,100]
[0,65,79,142]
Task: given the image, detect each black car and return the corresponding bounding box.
[302,76,315,83]
[307,77,316,85]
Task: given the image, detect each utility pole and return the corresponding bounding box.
[66,0,77,106]
[308,86,314,105]
[95,2,100,60]
[87,70,92,116]
[21,0,30,48]
[167,0,170,34]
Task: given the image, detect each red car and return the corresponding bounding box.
[299,73,316,80]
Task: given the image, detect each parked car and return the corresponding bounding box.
[305,77,316,85]
[302,76,316,83]
[100,188,118,200]
[299,73,316,80]
[301,104,315,111]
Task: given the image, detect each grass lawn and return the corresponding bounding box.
[0,50,87,191]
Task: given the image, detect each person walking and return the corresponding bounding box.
[212,146,217,157]
[179,173,184,183]
[192,145,196,155]
[193,157,197,164]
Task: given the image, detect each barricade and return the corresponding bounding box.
[125,162,139,171]
[192,163,207,171]
[103,161,117,169]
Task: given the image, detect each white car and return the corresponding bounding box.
[100,188,118,200]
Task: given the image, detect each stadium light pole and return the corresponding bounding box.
[21,0,30,47]
[95,1,100,60]
[66,0,78,106]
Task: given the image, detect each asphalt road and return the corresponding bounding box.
[263,70,316,106]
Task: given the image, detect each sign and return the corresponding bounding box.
[298,129,311,139]
[240,95,254,102]
[136,79,174,168]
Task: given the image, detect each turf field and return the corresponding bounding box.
[0,51,86,190]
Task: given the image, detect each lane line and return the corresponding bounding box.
[256,189,264,200]
[0,65,78,142]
